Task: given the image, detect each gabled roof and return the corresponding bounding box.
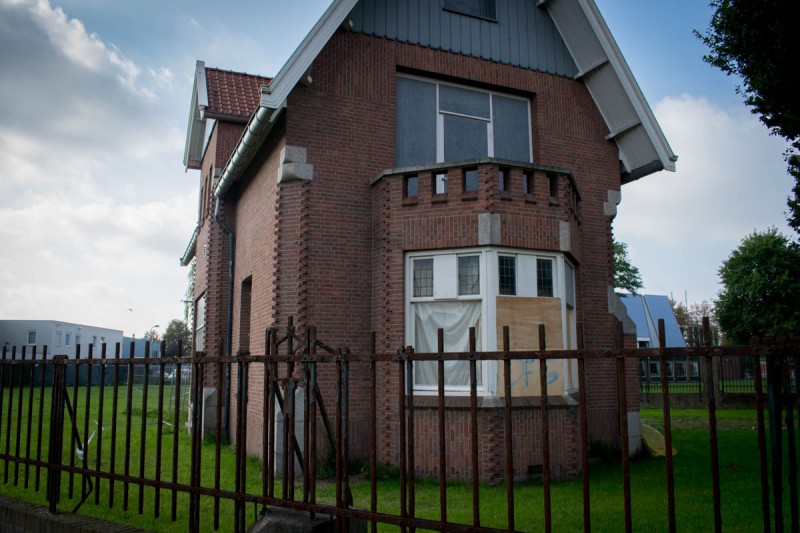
[620,294,686,348]
[183,61,272,170]
[209,0,676,197]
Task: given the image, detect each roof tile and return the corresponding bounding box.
[205,67,272,119]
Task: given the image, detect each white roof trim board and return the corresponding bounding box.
[540,0,677,182]
[211,0,674,198]
[183,61,208,171]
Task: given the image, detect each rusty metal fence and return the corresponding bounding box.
[1,319,799,532]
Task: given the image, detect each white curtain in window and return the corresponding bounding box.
[413,301,481,386]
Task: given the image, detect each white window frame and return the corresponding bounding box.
[398,74,533,165]
[406,247,575,396]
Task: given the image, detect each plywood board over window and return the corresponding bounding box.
[495,296,564,397]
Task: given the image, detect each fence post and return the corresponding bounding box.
[766,353,784,533]
[47,355,67,514]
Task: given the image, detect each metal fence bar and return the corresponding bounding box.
[68,346,79,498]
[13,346,25,487]
[261,328,274,516]
[171,342,183,522]
[437,329,448,526]
[95,344,106,505]
[334,357,343,533]
[469,327,480,529]
[0,347,7,483]
[155,341,166,518]
[5,346,17,485]
[302,329,312,506]
[658,320,676,533]
[502,326,514,532]
[703,318,722,533]
[46,355,67,513]
[370,331,378,533]
[576,326,591,533]
[538,324,551,533]
[767,354,784,533]
[24,346,36,489]
[214,344,224,530]
[616,323,632,533]
[123,343,134,511]
[753,352,771,533]
[35,345,47,493]
[398,350,407,533]
[405,350,415,533]
[138,341,151,515]
[785,356,798,533]
[342,355,352,528]
[309,331,319,517]
[80,345,93,502]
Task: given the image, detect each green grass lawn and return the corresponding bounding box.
[0,381,792,532]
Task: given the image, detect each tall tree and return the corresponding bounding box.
[715,228,800,344]
[613,239,644,295]
[670,298,721,346]
[162,319,191,357]
[697,0,800,233]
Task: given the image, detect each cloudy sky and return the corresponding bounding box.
[0,0,794,336]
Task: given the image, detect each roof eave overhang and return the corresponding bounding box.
[541,0,677,182]
[180,225,199,267]
[214,0,359,198]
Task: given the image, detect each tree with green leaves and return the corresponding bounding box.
[715,228,800,344]
[696,0,800,233]
[613,239,644,295]
[670,298,721,346]
[163,319,191,357]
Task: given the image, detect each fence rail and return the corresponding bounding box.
[1,320,799,532]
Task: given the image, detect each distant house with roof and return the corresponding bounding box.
[619,294,685,349]
[619,294,698,382]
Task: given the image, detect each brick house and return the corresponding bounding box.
[180,0,675,481]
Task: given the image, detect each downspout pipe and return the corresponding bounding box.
[214,196,235,437]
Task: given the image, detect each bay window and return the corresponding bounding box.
[406,248,576,395]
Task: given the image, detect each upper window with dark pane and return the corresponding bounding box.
[498,255,516,295]
[413,258,434,297]
[537,258,554,297]
[458,256,480,295]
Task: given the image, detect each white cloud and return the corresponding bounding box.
[614,94,794,303]
[13,0,155,99]
[0,0,196,335]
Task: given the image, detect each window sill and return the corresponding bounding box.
[498,191,512,201]
[524,194,537,204]
[461,191,478,201]
[548,197,560,207]
[432,193,448,204]
[402,197,418,207]
[411,395,577,409]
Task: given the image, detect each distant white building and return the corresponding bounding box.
[0,320,123,358]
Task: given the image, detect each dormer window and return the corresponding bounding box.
[444,0,497,21]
